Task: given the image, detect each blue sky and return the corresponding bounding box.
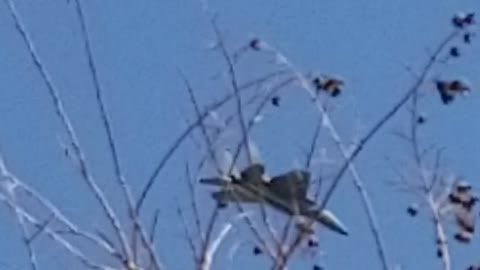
[0,1,479,270]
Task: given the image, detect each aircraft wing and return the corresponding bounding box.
[268,169,311,201]
[211,189,265,204]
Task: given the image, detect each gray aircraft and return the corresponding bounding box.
[200,163,349,236]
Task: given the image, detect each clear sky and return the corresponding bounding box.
[0,1,479,270]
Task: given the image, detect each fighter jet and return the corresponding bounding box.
[200,165,349,236]
[199,163,269,207]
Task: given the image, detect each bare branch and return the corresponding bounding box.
[0,154,121,261]
[0,197,117,270]
[321,30,460,208]
[3,0,135,266]
[177,205,199,264]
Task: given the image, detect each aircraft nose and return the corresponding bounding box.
[316,209,349,236]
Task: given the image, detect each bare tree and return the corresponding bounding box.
[0,1,477,270]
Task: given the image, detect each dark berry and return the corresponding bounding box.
[271,96,280,107]
[449,47,460,57]
[253,246,262,255]
[407,205,418,217]
[417,115,426,125]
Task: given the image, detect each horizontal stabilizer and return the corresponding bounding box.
[212,190,262,203]
[199,177,230,186]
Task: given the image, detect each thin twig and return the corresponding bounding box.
[228,77,295,173]
[179,69,223,174]
[177,205,199,264]
[148,210,161,245]
[305,119,323,170]
[27,214,54,244]
[185,163,204,243]
[210,18,253,166]
[71,0,136,260]
[197,207,221,270]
